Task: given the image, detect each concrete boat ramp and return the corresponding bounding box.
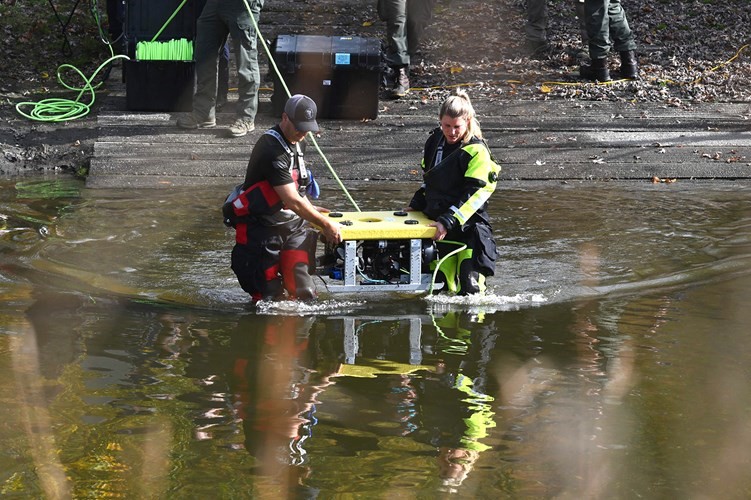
[75,0,751,188]
[88,92,751,188]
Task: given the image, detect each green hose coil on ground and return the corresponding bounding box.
[14,54,130,122]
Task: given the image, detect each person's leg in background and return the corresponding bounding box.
[574,0,590,62]
[406,0,436,62]
[525,0,550,58]
[106,0,124,51]
[606,0,638,79]
[381,0,411,98]
[225,0,263,137]
[217,39,230,110]
[178,0,225,128]
[580,0,611,82]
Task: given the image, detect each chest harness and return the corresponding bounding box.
[224,130,310,226]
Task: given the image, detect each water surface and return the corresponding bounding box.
[1,177,751,498]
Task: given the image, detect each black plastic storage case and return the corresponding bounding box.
[272,35,381,120]
[124,0,198,112]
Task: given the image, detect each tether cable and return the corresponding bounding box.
[15,0,196,122]
[428,239,468,295]
[135,0,193,61]
[16,0,130,122]
[15,54,129,122]
[90,0,120,51]
[241,0,361,212]
[151,0,189,42]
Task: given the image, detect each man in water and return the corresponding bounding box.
[225,94,341,301]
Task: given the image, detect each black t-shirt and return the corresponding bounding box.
[243,126,312,226]
[243,125,299,189]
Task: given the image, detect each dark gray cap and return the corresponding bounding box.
[284,94,319,133]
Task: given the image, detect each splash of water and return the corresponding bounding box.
[255,298,367,315]
[425,290,548,313]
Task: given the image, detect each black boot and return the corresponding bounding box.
[619,50,639,79]
[525,38,551,60]
[580,57,610,82]
[391,66,410,98]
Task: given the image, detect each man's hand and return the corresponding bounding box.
[274,183,341,244]
[320,218,342,244]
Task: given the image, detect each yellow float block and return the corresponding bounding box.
[326,210,437,240]
[336,358,433,378]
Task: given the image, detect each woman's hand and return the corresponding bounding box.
[430,221,447,241]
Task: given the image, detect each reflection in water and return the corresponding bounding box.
[225,312,500,496]
[10,316,71,498]
[3,179,751,496]
[418,311,498,493]
[230,314,332,498]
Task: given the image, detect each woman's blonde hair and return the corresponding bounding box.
[438,89,483,142]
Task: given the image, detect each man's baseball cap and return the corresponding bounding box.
[284,94,319,133]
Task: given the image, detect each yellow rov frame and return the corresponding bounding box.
[322,210,441,293]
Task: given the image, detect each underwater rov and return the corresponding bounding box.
[318,210,442,293]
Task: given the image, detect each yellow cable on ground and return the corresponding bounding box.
[241,0,361,212]
[666,42,749,86]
